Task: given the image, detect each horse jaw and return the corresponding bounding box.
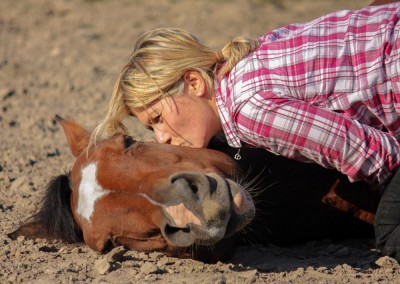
[55,115,90,158]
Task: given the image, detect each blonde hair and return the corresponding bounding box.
[90,28,259,147]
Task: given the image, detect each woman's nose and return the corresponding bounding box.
[154,129,172,144]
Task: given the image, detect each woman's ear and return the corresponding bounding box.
[183,71,206,97]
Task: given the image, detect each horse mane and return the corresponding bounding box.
[8,174,83,243]
[32,174,83,242]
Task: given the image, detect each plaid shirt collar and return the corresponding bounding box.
[214,74,242,148]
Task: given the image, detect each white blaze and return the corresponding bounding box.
[77,163,110,221]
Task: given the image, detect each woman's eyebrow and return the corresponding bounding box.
[143,109,159,129]
[142,107,156,122]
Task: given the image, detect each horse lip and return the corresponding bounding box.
[208,173,254,217]
[161,221,197,247]
[224,179,255,237]
[202,173,255,239]
[162,209,226,245]
[227,180,255,216]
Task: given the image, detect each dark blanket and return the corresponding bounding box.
[209,137,380,245]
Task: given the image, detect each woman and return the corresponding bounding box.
[92,3,400,260]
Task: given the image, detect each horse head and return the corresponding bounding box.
[9,116,255,262]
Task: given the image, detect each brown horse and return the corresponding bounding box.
[9,116,380,262]
[9,116,256,262]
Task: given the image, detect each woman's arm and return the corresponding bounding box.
[234,91,400,186]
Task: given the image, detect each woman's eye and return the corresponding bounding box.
[152,115,162,124]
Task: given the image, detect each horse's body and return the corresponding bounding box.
[210,141,378,246]
[9,117,379,262]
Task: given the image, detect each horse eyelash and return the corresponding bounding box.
[123,135,136,149]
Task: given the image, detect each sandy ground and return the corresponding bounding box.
[2,0,400,283]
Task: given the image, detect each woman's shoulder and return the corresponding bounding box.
[257,2,400,45]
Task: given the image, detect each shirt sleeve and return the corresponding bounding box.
[234,90,400,186]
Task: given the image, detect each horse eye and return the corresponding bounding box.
[123,136,136,149]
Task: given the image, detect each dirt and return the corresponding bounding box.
[2,0,400,283]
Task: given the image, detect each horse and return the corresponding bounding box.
[8,116,380,263]
[209,138,379,246]
[9,116,256,262]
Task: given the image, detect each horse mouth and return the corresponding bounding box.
[161,172,255,247]
[162,221,231,247]
[163,224,196,247]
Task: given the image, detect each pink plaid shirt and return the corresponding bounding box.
[215,3,400,186]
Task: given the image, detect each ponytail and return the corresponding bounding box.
[216,37,260,77]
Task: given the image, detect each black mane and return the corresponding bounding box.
[8,174,83,243]
[34,174,83,242]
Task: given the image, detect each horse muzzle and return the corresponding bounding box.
[160,171,255,247]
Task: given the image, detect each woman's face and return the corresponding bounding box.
[133,83,222,148]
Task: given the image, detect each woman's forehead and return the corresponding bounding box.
[132,95,179,119]
[133,105,158,122]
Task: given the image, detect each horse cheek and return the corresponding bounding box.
[70,196,108,252]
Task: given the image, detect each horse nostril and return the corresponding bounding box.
[170,172,204,196]
[171,177,199,195]
[188,180,199,195]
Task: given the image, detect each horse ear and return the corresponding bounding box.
[55,115,90,157]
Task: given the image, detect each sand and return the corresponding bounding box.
[2,0,400,283]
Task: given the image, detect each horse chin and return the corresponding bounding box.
[161,223,196,247]
[161,221,228,247]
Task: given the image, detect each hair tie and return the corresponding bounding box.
[216,50,225,61]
